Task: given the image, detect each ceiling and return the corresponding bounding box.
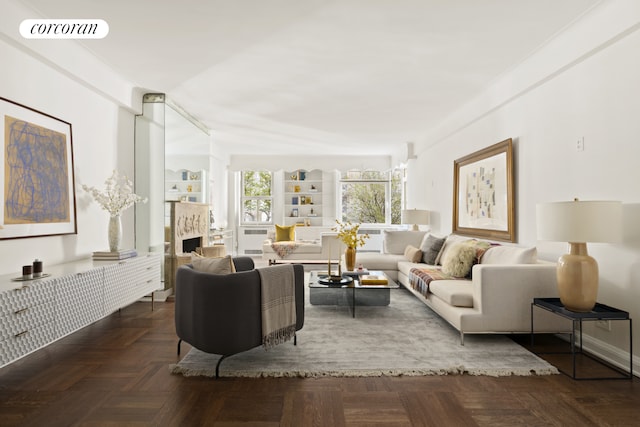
[18,0,599,156]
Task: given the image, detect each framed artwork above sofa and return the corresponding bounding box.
[452,138,515,242]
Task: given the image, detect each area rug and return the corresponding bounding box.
[170,287,558,378]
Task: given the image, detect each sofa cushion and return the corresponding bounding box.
[266,229,276,241]
[429,280,474,308]
[296,226,333,241]
[441,243,477,277]
[356,252,406,271]
[275,224,296,242]
[398,260,434,277]
[481,246,537,264]
[383,230,427,255]
[403,245,422,263]
[191,254,236,274]
[419,234,446,264]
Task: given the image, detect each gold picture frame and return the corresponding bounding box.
[452,138,515,242]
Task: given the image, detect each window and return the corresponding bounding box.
[241,171,272,224]
[391,168,404,224]
[339,168,404,224]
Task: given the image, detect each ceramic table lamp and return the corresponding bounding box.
[536,199,622,312]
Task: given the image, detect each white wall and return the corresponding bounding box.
[0,1,139,275]
[408,1,640,372]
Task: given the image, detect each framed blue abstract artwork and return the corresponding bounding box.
[1,96,77,240]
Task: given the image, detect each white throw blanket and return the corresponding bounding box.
[257,264,297,350]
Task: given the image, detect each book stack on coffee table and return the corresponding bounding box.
[359,275,388,285]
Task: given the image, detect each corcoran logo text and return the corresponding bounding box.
[20,19,109,39]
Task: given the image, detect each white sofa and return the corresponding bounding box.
[355,231,568,344]
[262,227,345,264]
[350,230,426,281]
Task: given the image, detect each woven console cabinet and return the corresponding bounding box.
[0,254,161,367]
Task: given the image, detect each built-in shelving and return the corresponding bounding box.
[284,169,323,226]
[165,169,207,203]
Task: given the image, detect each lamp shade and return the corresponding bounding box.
[401,209,430,226]
[536,200,622,243]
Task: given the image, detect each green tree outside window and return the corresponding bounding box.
[340,168,404,224]
[241,171,272,224]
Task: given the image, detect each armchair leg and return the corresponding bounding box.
[216,355,228,379]
[294,334,297,346]
[177,339,182,355]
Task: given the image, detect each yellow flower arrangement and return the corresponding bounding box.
[333,220,369,249]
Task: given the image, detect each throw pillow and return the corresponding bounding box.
[275,224,296,242]
[435,234,468,265]
[441,243,477,278]
[419,234,446,265]
[196,245,227,258]
[191,254,236,274]
[460,239,493,278]
[404,245,423,263]
[464,239,493,262]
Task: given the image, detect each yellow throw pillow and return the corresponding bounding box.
[275,224,296,242]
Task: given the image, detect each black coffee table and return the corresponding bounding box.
[309,270,398,317]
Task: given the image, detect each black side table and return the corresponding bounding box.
[531,297,633,380]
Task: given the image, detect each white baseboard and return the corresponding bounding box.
[580,334,638,378]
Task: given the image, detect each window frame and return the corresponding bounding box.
[338,168,404,225]
[240,170,273,225]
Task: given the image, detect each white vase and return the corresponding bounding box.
[108,215,122,252]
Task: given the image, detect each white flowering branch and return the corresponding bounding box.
[82,170,147,216]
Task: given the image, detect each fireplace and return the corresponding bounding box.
[168,202,209,256]
[182,236,202,254]
[165,201,210,290]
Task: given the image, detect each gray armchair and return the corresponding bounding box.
[175,257,305,377]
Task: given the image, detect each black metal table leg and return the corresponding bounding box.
[352,286,356,318]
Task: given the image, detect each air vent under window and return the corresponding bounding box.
[359,229,380,235]
[244,229,268,235]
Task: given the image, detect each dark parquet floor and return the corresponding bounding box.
[0,300,638,426]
